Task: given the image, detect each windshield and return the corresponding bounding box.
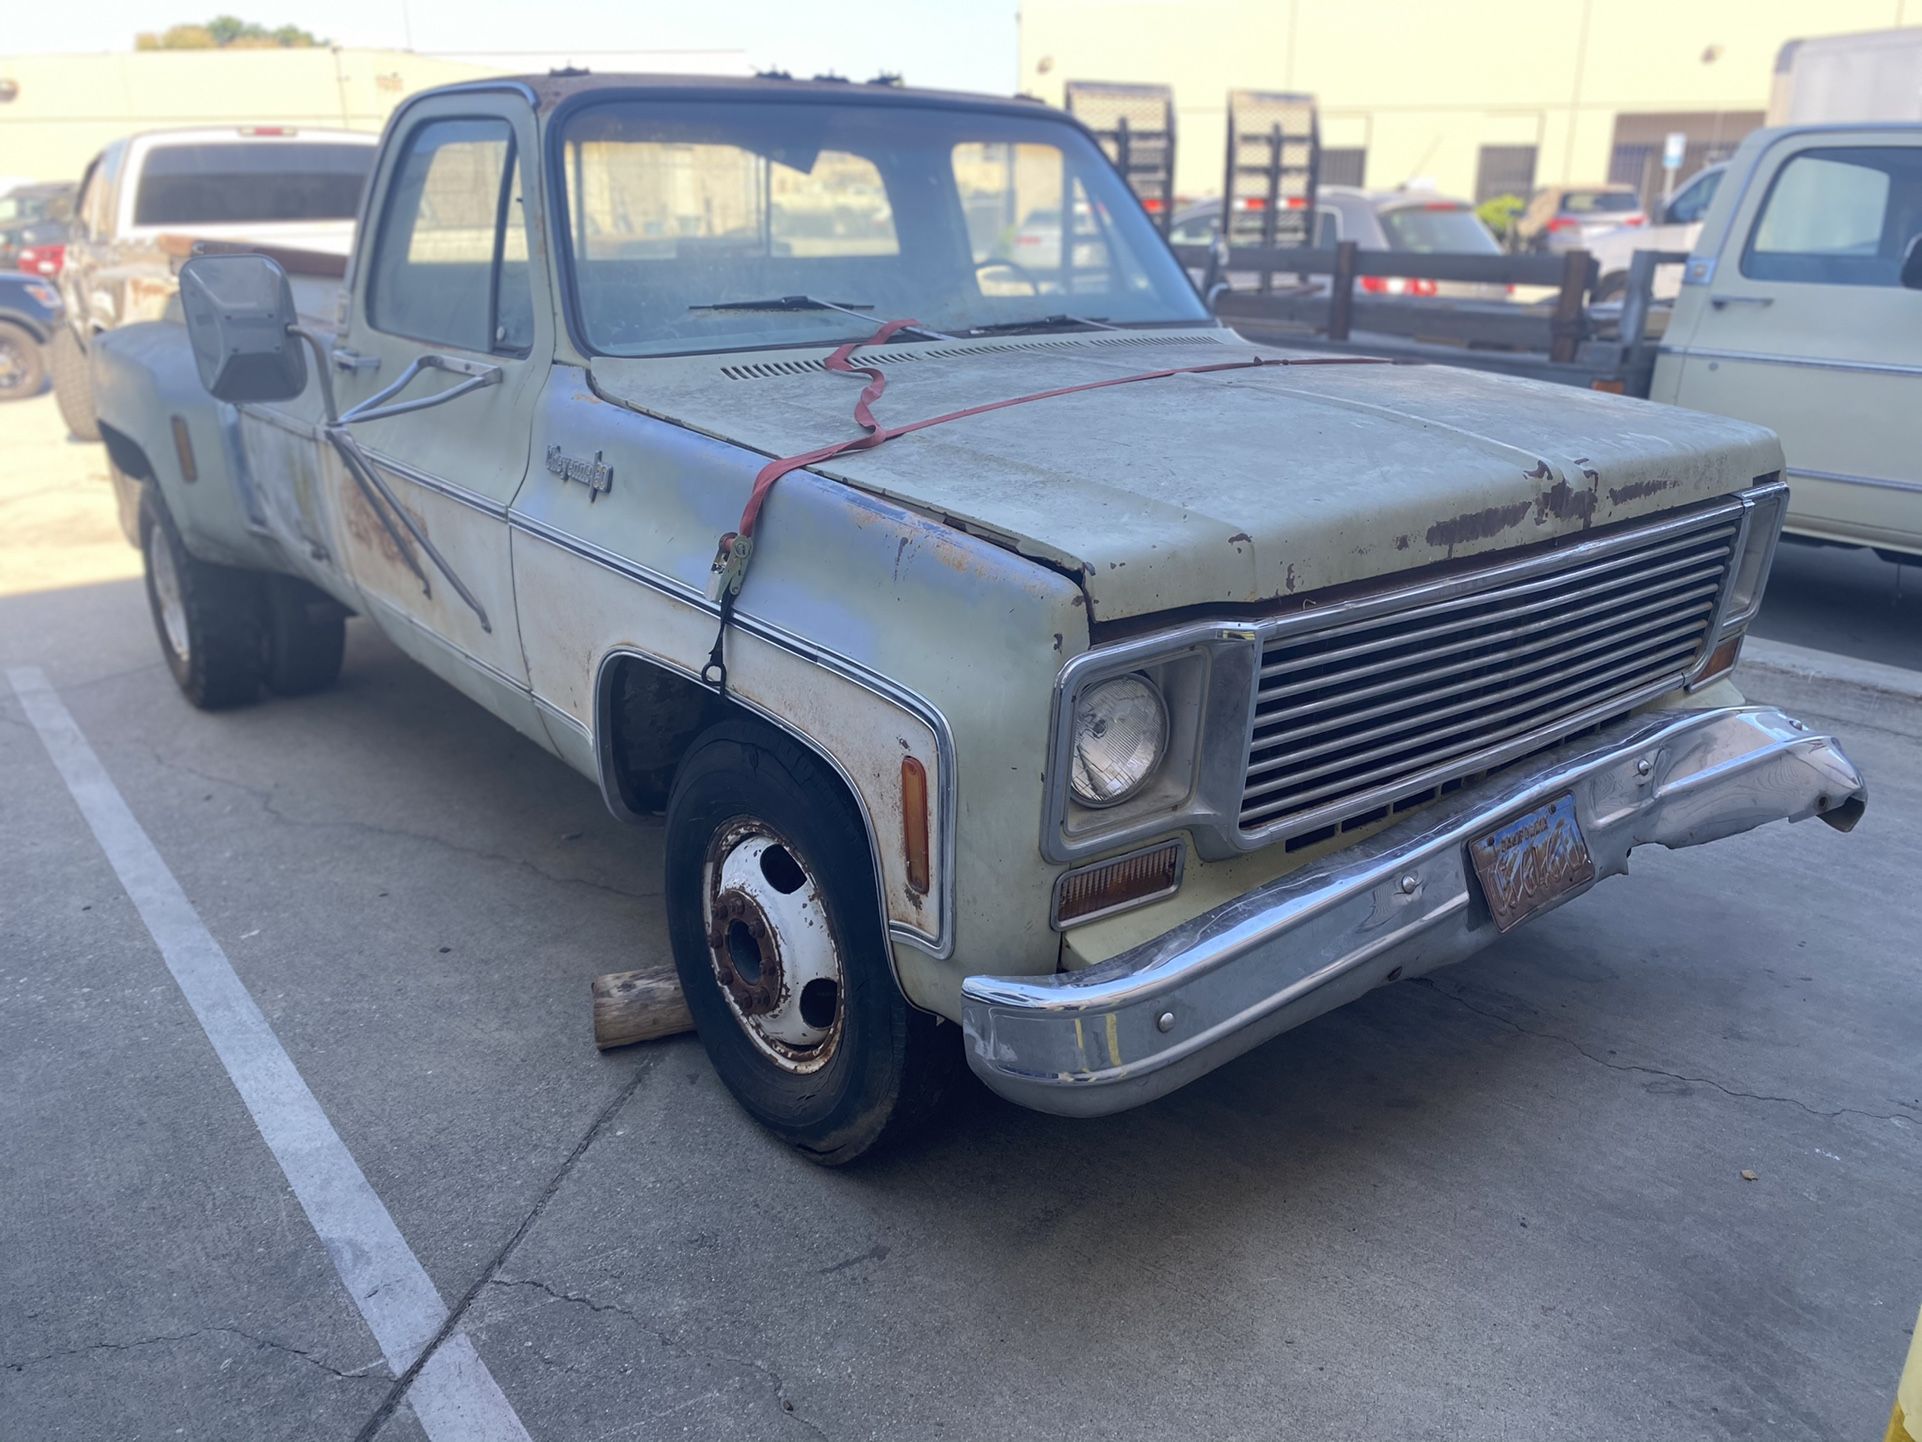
[1563,189,1640,215]
[1377,203,1500,253]
[556,98,1207,356]
[133,143,373,227]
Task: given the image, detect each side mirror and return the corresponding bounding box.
[1902,233,1922,292]
[178,253,307,402]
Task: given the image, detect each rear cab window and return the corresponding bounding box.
[1377,203,1499,253]
[132,142,372,227]
[1562,190,1640,215]
[1741,146,1922,287]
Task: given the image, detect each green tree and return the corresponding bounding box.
[135,16,325,49]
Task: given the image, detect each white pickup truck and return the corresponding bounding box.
[54,125,376,440]
[90,74,1866,1163]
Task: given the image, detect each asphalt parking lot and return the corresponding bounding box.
[3,388,1919,1441]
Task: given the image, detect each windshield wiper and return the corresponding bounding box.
[963,313,1117,337]
[688,296,950,341]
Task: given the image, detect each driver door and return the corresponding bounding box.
[325,93,551,742]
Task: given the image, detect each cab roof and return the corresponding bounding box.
[427,70,1051,121]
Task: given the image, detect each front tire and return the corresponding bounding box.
[141,500,265,710]
[665,719,959,1164]
[0,321,47,401]
[50,326,100,441]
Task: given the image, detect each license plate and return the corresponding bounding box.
[1467,793,1597,933]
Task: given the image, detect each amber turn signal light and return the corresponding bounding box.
[901,756,930,896]
[170,415,198,483]
[1690,634,1744,689]
[1052,840,1184,929]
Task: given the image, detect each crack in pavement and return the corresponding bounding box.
[1424,979,1921,1126]
[349,1055,660,1442]
[2,1324,385,1381]
[143,746,659,904]
[484,1277,830,1442]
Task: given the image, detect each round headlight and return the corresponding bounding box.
[1069,674,1168,808]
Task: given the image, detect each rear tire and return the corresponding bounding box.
[262,575,346,696]
[141,499,265,710]
[664,718,960,1165]
[50,326,100,441]
[0,321,47,401]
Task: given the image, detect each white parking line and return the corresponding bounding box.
[7,666,532,1442]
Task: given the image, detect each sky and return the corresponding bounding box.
[2,0,1022,94]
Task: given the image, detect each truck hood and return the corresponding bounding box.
[591,329,1782,622]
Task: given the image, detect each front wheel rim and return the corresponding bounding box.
[0,338,24,391]
[701,818,845,1074]
[147,525,190,663]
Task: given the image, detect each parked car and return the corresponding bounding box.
[1513,183,1645,254]
[0,270,63,401]
[91,74,1864,1163]
[1588,163,1727,302]
[0,180,75,227]
[2,217,70,277]
[1170,187,1509,299]
[53,125,377,440]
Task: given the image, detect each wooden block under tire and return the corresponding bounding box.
[591,967,695,1049]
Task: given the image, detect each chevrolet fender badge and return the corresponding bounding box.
[546,445,613,500]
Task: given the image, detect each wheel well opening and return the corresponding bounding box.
[598,656,872,845]
[99,423,155,481]
[600,656,729,816]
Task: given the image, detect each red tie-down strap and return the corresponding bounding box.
[700,319,1408,690]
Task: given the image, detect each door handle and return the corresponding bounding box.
[1709,295,1772,308]
[331,347,380,372]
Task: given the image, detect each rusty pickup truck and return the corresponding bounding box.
[89,73,1866,1163]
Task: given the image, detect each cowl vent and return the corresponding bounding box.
[717,331,1224,381]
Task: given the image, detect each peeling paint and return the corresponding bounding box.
[1534,478,1598,526]
[1227,531,1252,546]
[1606,476,1678,507]
[1425,500,1531,549]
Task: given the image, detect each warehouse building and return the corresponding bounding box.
[1017,0,1920,204]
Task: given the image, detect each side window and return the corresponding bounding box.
[367,118,532,354]
[1666,168,1720,225]
[72,161,100,239]
[1742,146,1922,287]
[80,144,124,239]
[1167,212,1216,245]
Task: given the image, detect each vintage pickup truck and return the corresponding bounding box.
[90,73,1867,1163]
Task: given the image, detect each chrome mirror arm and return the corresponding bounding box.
[280,328,496,633]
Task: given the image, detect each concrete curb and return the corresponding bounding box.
[1736,636,1922,734]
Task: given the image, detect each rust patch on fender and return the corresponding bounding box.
[1606,476,1676,506]
[341,476,413,572]
[1425,499,1530,549]
[1228,531,1252,546]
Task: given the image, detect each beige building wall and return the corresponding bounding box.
[0,47,759,189]
[1020,0,1919,201]
[0,48,489,185]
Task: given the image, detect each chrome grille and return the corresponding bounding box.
[1241,506,1742,841]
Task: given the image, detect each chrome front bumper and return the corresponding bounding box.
[963,707,1865,1117]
